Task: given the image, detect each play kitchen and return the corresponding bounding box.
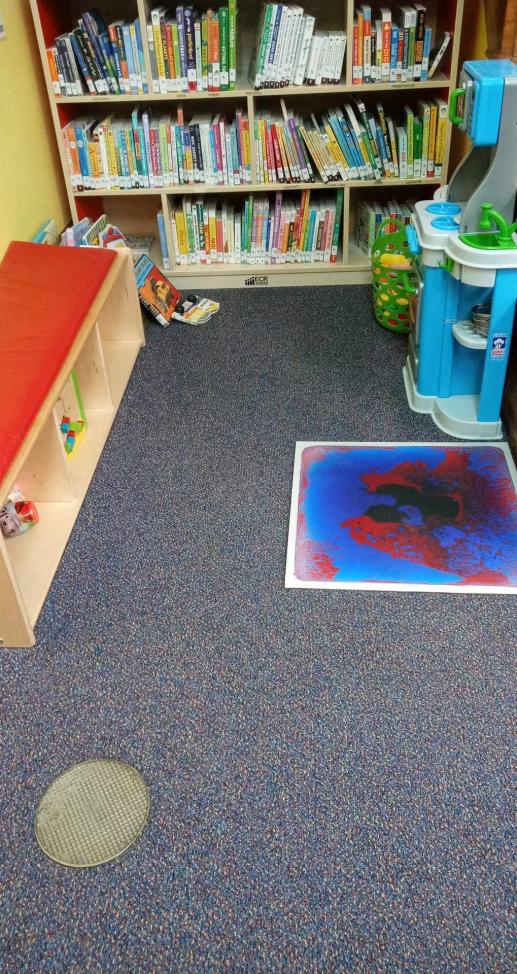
[403,59,517,440]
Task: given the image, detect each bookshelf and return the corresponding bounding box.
[30,0,465,288]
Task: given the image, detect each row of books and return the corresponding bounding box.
[254,97,447,183]
[249,4,346,88]
[63,110,252,190]
[353,5,452,84]
[57,211,157,260]
[169,190,344,265]
[46,8,148,97]
[148,5,237,94]
[356,198,416,254]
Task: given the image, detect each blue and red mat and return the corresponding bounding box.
[286,442,517,593]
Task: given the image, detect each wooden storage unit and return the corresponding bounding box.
[30,0,465,287]
[0,250,144,648]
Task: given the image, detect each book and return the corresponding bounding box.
[64,111,252,189]
[251,5,345,89]
[413,3,426,80]
[134,255,181,326]
[428,31,452,79]
[421,26,432,80]
[434,98,448,177]
[157,210,171,270]
[169,191,343,265]
[48,8,153,97]
[356,197,416,255]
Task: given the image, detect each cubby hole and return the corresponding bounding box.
[164,186,346,269]
[348,182,435,264]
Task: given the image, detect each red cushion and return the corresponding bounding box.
[0,242,117,489]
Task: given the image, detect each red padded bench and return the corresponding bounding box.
[0,242,145,647]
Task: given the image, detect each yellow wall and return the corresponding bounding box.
[0,1,69,257]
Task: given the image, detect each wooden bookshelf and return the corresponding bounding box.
[30,0,465,289]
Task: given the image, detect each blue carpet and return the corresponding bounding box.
[0,285,514,973]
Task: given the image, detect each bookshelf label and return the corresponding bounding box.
[245,275,269,286]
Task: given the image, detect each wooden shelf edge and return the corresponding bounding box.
[54,73,452,105]
[73,177,441,198]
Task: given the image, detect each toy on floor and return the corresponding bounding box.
[172,294,220,324]
[0,488,39,539]
[404,59,517,439]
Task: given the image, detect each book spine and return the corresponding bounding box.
[386,117,399,175]
[146,23,159,93]
[381,13,391,81]
[266,5,283,87]
[129,22,143,94]
[421,27,432,81]
[53,44,68,95]
[228,0,237,89]
[396,28,404,82]
[194,19,203,91]
[171,23,182,92]
[134,19,148,93]
[405,108,414,177]
[55,37,74,96]
[201,13,209,90]
[108,25,124,92]
[219,6,229,90]
[397,126,407,179]
[176,7,189,91]
[419,102,430,176]
[69,32,93,94]
[354,14,363,84]
[427,103,438,176]
[362,7,371,84]
[413,117,422,177]
[151,11,166,94]
[157,211,171,271]
[80,16,108,92]
[212,12,220,91]
[407,15,416,78]
[121,24,136,94]
[389,26,398,83]
[413,6,425,80]
[400,10,411,82]
[46,47,62,95]
[434,100,448,177]
[184,7,197,90]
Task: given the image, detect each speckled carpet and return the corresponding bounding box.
[0,285,514,974]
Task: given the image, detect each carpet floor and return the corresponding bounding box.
[0,285,514,974]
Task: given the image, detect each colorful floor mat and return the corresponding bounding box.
[286,442,517,593]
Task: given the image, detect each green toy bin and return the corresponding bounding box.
[371,217,416,334]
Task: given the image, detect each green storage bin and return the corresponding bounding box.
[371,217,416,334]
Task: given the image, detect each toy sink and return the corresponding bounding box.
[459,231,517,250]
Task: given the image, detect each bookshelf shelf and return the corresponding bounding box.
[30,0,465,288]
[54,73,451,105]
[72,176,442,198]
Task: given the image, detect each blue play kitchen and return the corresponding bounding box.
[404,59,517,440]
